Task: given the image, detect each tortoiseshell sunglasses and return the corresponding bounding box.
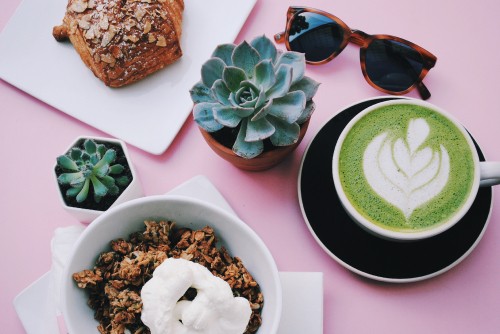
[274,7,437,100]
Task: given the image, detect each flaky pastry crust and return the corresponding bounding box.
[53,0,184,87]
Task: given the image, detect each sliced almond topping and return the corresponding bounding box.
[87,0,96,9]
[78,14,91,30]
[124,18,136,31]
[102,25,118,47]
[124,35,140,43]
[148,33,156,43]
[135,7,147,21]
[93,53,101,63]
[78,20,90,30]
[84,25,97,40]
[69,0,88,13]
[156,35,167,47]
[143,21,152,34]
[101,53,116,66]
[99,15,109,30]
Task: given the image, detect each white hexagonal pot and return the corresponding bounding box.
[54,136,143,223]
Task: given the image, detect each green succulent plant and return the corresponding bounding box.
[56,139,130,203]
[190,35,320,159]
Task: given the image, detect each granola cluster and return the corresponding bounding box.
[73,221,264,334]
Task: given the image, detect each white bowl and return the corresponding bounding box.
[62,195,282,334]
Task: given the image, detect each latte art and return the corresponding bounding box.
[363,118,450,220]
[337,103,476,233]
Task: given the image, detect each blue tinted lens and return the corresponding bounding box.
[365,39,424,92]
[288,12,344,62]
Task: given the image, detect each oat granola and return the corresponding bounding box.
[73,221,264,334]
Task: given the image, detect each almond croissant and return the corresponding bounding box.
[53,0,184,87]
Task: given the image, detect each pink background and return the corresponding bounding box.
[1,0,500,333]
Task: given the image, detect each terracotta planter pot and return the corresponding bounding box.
[199,119,310,171]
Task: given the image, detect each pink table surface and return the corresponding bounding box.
[1,0,500,333]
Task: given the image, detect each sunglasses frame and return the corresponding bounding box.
[274,7,437,100]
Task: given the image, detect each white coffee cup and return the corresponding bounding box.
[332,99,500,241]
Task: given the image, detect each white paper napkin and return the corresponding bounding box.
[15,175,323,334]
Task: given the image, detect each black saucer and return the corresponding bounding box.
[298,97,493,282]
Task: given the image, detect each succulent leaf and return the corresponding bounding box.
[69,173,86,187]
[213,106,253,128]
[58,171,83,184]
[233,120,264,159]
[70,149,82,161]
[91,175,108,197]
[116,176,130,187]
[101,149,117,165]
[108,185,120,196]
[76,179,90,203]
[100,175,116,188]
[223,66,247,92]
[211,43,235,66]
[269,116,301,146]
[90,153,100,165]
[254,59,276,92]
[245,117,275,142]
[296,100,316,125]
[97,144,106,157]
[213,106,244,128]
[190,81,216,104]
[231,41,261,79]
[251,99,273,122]
[212,79,232,105]
[57,155,79,171]
[254,89,267,110]
[250,35,278,64]
[266,64,293,100]
[201,58,226,88]
[275,52,306,84]
[84,139,97,154]
[193,103,224,132]
[109,164,125,174]
[93,163,109,178]
[290,76,320,101]
[268,91,306,124]
[66,184,83,197]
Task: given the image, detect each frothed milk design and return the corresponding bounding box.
[363,118,450,220]
[338,104,475,232]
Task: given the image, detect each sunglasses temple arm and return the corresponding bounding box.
[417,81,431,100]
[274,31,286,43]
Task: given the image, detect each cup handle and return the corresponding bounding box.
[479,162,500,187]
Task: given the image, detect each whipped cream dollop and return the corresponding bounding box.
[141,257,252,334]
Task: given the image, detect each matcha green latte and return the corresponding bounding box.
[333,100,480,240]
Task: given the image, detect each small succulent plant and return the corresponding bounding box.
[190,35,320,159]
[56,139,130,203]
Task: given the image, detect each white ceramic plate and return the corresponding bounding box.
[0,0,257,155]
